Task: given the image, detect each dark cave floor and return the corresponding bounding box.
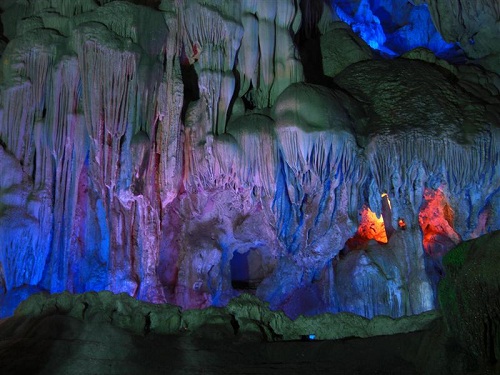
[0,313,498,375]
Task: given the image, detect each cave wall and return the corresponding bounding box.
[439,230,500,364]
[0,0,499,318]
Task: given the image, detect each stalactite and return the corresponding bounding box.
[179,1,243,134]
[246,0,304,108]
[0,30,60,176]
[0,147,53,291]
[42,55,88,292]
[227,114,277,194]
[157,14,184,206]
[73,22,137,199]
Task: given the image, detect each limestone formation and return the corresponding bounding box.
[0,0,499,323]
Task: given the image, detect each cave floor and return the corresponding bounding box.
[0,314,496,375]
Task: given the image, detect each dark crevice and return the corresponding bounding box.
[294,0,325,84]
[82,301,89,320]
[224,66,241,128]
[231,280,261,291]
[97,0,161,9]
[144,312,151,335]
[230,314,239,336]
[241,84,256,111]
[0,8,7,45]
[179,54,199,124]
[298,0,326,40]
[230,250,264,293]
[265,323,283,342]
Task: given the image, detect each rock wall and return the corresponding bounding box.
[12,290,440,341]
[423,0,500,72]
[439,230,500,364]
[0,0,499,319]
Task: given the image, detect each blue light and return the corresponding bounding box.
[331,0,458,58]
[352,22,385,50]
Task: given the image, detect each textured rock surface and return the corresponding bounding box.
[3,282,500,374]
[320,22,373,78]
[11,291,440,341]
[0,290,487,375]
[0,0,499,321]
[424,0,500,73]
[439,230,500,365]
[0,313,465,375]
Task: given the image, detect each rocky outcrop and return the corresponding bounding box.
[439,230,500,365]
[0,290,466,375]
[423,0,500,73]
[320,22,373,78]
[12,291,440,341]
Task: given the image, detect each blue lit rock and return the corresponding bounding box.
[331,0,456,56]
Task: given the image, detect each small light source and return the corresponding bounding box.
[398,218,406,230]
[308,334,316,340]
[381,192,391,209]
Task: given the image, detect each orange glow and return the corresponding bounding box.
[398,218,406,230]
[359,206,388,243]
[347,206,388,249]
[419,188,460,256]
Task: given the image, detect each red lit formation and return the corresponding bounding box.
[419,188,461,257]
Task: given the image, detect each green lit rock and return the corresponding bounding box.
[14,290,441,343]
[320,22,373,78]
[181,306,235,339]
[439,230,500,362]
